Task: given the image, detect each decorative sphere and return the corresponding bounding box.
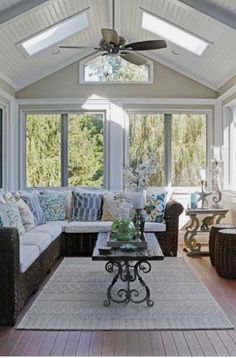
[111,218,136,242]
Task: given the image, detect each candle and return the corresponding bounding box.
[213,146,220,161]
[133,191,146,209]
[199,168,207,181]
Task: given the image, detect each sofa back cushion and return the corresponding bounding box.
[39,193,66,221]
[72,190,103,221]
[0,201,25,235]
[20,192,46,225]
[101,191,133,221]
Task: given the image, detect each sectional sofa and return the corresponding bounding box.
[0,188,183,326]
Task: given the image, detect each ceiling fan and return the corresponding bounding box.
[59,0,167,66]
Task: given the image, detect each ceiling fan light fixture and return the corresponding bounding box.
[141,10,208,56]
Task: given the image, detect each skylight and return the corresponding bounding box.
[141,11,208,56]
[20,12,89,56]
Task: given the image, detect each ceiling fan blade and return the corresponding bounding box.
[125,40,167,51]
[59,45,97,49]
[102,28,119,45]
[120,52,147,66]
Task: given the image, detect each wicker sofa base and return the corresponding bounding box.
[63,231,172,257]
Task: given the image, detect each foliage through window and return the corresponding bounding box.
[25,112,104,187]
[83,55,151,83]
[129,113,207,187]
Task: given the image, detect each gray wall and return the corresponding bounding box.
[0,78,15,97]
[16,61,218,99]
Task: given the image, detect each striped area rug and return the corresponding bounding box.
[17,257,234,330]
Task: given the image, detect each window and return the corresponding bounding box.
[0,108,2,188]
[81,54,152,83]
[141,11,208,56]
[25,112,104,187]
[18,11,89,56]
[128,112,207,187]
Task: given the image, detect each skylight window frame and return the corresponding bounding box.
[16,8,89,57]
[141,8,211,56]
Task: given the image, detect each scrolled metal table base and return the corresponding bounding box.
[103,260,154,307]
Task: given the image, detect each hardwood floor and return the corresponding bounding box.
[1,245,236,356]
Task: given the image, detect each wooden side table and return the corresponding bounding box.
[184,208,228,256]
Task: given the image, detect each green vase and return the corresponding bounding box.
[111,218,136,241]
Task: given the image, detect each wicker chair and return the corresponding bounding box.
[209,224,236,266]
[215,228,236,278]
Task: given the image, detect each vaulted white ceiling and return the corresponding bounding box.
[0,0,235,91]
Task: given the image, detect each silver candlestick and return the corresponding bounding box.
[211,160,223,208]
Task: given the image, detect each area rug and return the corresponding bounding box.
[17,257,233,330]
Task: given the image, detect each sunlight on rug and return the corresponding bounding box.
[17,257,234,330]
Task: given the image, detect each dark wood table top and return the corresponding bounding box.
[92,232,164,261]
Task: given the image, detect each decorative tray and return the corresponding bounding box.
[107,232,148,249]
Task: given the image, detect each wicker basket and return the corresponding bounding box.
[209,224,236,266]
[215,229,236,278]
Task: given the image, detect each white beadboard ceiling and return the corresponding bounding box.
[0,0,235,91]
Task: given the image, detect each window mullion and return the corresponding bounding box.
[61,113,68,187]
[164,113,172,187]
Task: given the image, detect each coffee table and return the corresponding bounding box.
[92,232,164,307]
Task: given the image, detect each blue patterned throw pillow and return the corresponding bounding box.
[0,202,25,235]
[20,192,46,225]
[39,194,66,221]
[143,192,166,223]
[72,190,103,221]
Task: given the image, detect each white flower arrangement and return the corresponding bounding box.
[123,153,158,190]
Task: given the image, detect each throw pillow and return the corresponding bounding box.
[42,189,72,219]
[39,193,66,221]
[143,192,167,223]
[72,190,103,221]
[3,192,36,232]
[0,202,25,235]
[101,191,133,221]
[13,192,36,232]
[20,192,46,225]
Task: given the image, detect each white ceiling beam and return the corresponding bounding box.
[0,0,49,25]
[177,0,236,29]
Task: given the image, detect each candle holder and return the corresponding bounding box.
[133,209,145,240]
[211,160,223,209]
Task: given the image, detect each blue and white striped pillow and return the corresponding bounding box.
[20,192,46,225]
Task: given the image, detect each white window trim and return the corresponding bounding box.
[79,52,154,85]
[223,99,236,193]
[20,108,108,189]
[0,103,6,189]
[124,107,212,192]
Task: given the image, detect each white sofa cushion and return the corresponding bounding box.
[20,232,52,254]
[20,245,40,273]
[45,220,68,232]
[144,222,166,232]
[31,224,62,241]
[65,221,113,233]
[64,220,166,234]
